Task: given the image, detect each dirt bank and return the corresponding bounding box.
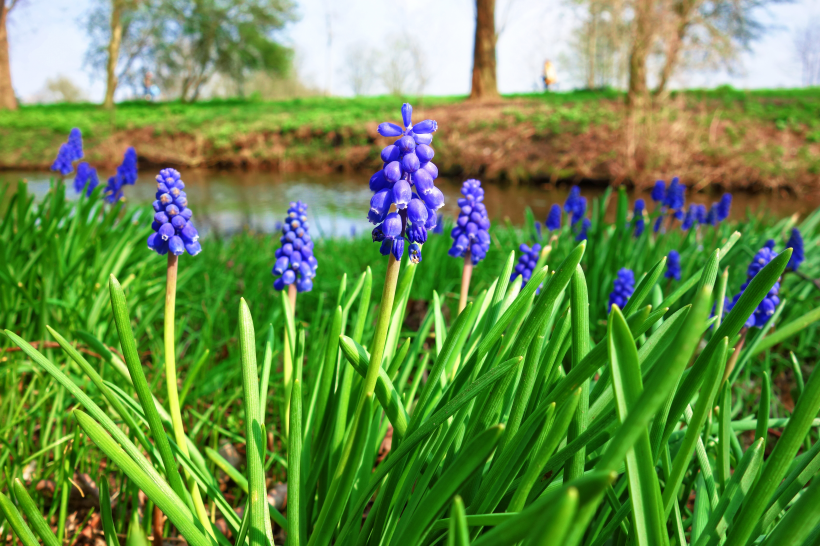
[2,92,819,192]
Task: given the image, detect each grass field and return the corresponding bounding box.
[2,87,820,190]
[2,171,820,545]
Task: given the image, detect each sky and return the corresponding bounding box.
[6,0,818,103]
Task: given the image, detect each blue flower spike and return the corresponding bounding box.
[717,193,732,222]
[546,204,562,231]
[74,162,100,196]
[370,103,441,262]
[609,268,635,311]
[725,245,782,328]
[576,218,591,241]
[272,201,318,292]
[633,199,645,237]
[666,250,681,281]
[51,128,84,176]
[512,243,542,289]
[449,179,491,265]
[104,147,139,203]
[147,168,201,257]
[787,228,804,271]
[651,180,666,203]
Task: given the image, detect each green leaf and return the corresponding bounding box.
[622,255,666,317]
[759,472,820,546]
[726,345,820,546]
[693,438,764,546]
[339,335,409,437]
[522,487,578,546]
[566,265,591,483]
[447,496,470,546]
[108,275,189,504]
[751,305,820,356]
[0,491,40,546]
[73,410,215,546]
[471,471,616,546]
[99,477,121,546]
[335,356,524,544]
[288,376,304,546]
[665,248,791,445]
[390,425,504,546]
[11,478,60,546]
[238,298,275,546]
[662,337,728,518]
[605,305,666,546]
[2,329,196,524]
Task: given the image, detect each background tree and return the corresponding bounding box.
[627,0,655,108]
[342,42,376,96]
[0,0,18,110]
[469,0,500,101]
[794,18,820,87]
[87,0,296,102]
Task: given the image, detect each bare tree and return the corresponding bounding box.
[381,50,408,96]
[627,0,655,108]
[406,37,430,97]
[469,0,500,101]
[795,19,820,87]
[103,0,125,109]
[343,43,376,96]
[0,0,18,110]
[43,76,89,103]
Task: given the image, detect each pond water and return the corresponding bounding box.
[1,170,815,237]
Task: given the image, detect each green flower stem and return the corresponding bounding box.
[364,253,402,398]
[284,282,297,439]
[459,250,473,314]
[165,254,213,535]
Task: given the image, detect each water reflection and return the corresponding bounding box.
[1,170,813,238]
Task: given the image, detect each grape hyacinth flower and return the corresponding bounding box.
[432,213,445,234]
[731,248,781,327]
[666,250,681,281]
[104,147,139,203]
[449,179,491,265]
[147,168,202,257]
[449,179,491,311]
[786,228,804,271]
[576,218,591,241]
[764,239,776,250]
[50,128,84,176]
[705,204,718,226]
[717,193,732,221]
[651,180,666,204]
[725,245,781,328]
[681,204,697,231]
[564,186,581,215]
[695,204,707,225]
[663,177,686,220]
[609,268,635,311]
[73,162,99,196]
[546,204,562,231]
[512,243,541,289]
[368,103,441,261]
[273,201,318,293]
[633,199,645,237]
[535,221,542,240]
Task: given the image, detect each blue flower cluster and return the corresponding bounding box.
[273,201,318,292]
[104,148,139,203]
[786,228,804,271]
[512,243,541,288]
[73,162,99,197]
[725,245,780,328]
[665,250,681,281]
[449,179,491,265]
[564,186,587,225]
[633,199,645,237]
[576,218,591,241]
[147,168,202,257]
[546,204,562,231]
[51,128,83,175]
[651,177,687,232]
[608,268,635,311]
[369,103,441,261]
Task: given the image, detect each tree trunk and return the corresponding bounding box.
[627,0,654,109]
[103,0,124,109]
[587,3,598,89]
[468,0,499,101]
[0,2,18,111]
[655,0,699,95]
